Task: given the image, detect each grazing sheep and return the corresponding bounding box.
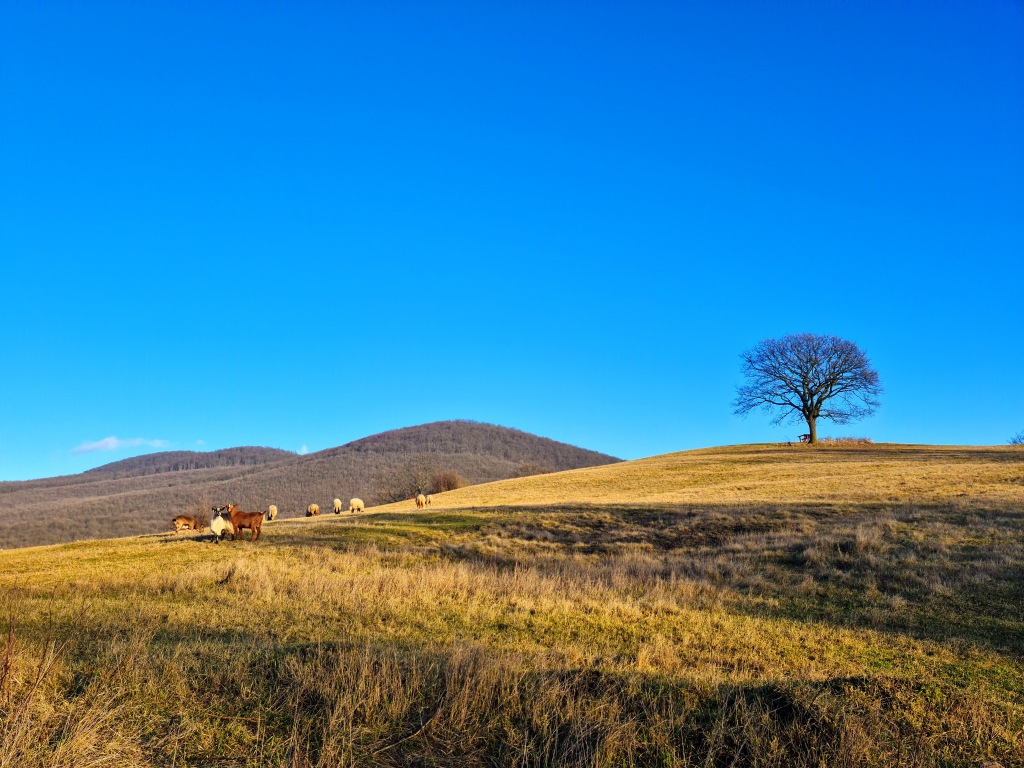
[222,503,264,542]
[307,503,320,517]
[348,498,364,514]
[416,494,426,509]
[210,513,235,542]
[333,498,343,514]
[172,515,204,533]
[426,495,432,506]
[267,504,278,521]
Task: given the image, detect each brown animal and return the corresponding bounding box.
[416,494,426,509]
[307,503,320,517]
[220,503,264,542]
[172,515,203,533]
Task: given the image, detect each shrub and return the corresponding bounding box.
[431,470,465,493]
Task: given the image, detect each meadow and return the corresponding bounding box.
[0,443,1021,766]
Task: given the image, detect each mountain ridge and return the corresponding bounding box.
[0,421,620,549]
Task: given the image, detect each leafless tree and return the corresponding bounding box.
[1011,431,1024,446]
[734,333,882,444]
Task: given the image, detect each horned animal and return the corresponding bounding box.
[221,503,264,542]
[210,512,235,542]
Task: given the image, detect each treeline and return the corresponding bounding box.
[82,446,296,479]
[0,421,620,549]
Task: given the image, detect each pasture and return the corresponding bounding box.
[0,443,1021,766]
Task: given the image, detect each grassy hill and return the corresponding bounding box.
[0,443,1020,766]
[0,421,619,549]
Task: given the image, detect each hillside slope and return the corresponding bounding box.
[0,421,619,549]
[0,442,1020,766]
[382,441,1023,509]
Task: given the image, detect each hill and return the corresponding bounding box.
[81,446,297,479]
[0,442,1020,766]
[0,421,619,549]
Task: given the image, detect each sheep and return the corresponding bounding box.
[307,503,320,517]
[222,503,264,542]
[210,513,235,542]
[333,498,343,514]
[426,495,432,507]
[348,498,364,514]
[267,504,278,521]
[416,494,426,509]
[172,515,204,533]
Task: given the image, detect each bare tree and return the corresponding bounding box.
[734,333,882,444]
[1011,431,1024,446]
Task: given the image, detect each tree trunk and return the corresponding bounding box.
[807,418,817,444]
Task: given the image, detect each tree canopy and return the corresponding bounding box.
[733,333,882,444]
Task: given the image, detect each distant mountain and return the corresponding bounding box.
[0,421,620,549]
[83,447,297,479]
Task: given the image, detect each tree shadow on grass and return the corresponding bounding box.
[18,620,1018,768]
[428,500,1024,657]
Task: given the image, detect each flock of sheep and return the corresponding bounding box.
[170,496,378,543]
[305,497,364,516]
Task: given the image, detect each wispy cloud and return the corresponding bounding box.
[72,436,169,455]
[299,444,309,455]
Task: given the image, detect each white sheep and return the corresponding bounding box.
[307,503,320,517]
[267,504,278,521]
[333,498,343,514]
[348,498,364,514]
[416,494,426,509]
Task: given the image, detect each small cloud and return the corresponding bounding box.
[298,444,309,455]
[73,436,169,455]
[195,439,206,446]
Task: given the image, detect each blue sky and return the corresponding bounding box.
[1,1,1022,481]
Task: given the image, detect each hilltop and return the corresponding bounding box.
[0,421,619,549]
[0,442,1020,766]
[81,446,297,479]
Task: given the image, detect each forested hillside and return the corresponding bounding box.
[0,421,619,549]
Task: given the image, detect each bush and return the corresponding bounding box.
[431,470,465,493]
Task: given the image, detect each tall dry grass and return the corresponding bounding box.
[0,443,1021,766]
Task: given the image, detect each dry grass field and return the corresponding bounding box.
[0,443,1021,766]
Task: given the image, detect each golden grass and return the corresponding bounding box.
[378,443,1024,510]
[0,443,1021,766]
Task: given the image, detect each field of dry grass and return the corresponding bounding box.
[0,443,1021,766]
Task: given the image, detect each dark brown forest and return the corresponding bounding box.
[0,421,619,549]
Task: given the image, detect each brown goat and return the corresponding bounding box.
[172,515,204,533]
[219,503,264,542]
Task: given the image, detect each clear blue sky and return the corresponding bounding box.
[2,1,1022,481]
